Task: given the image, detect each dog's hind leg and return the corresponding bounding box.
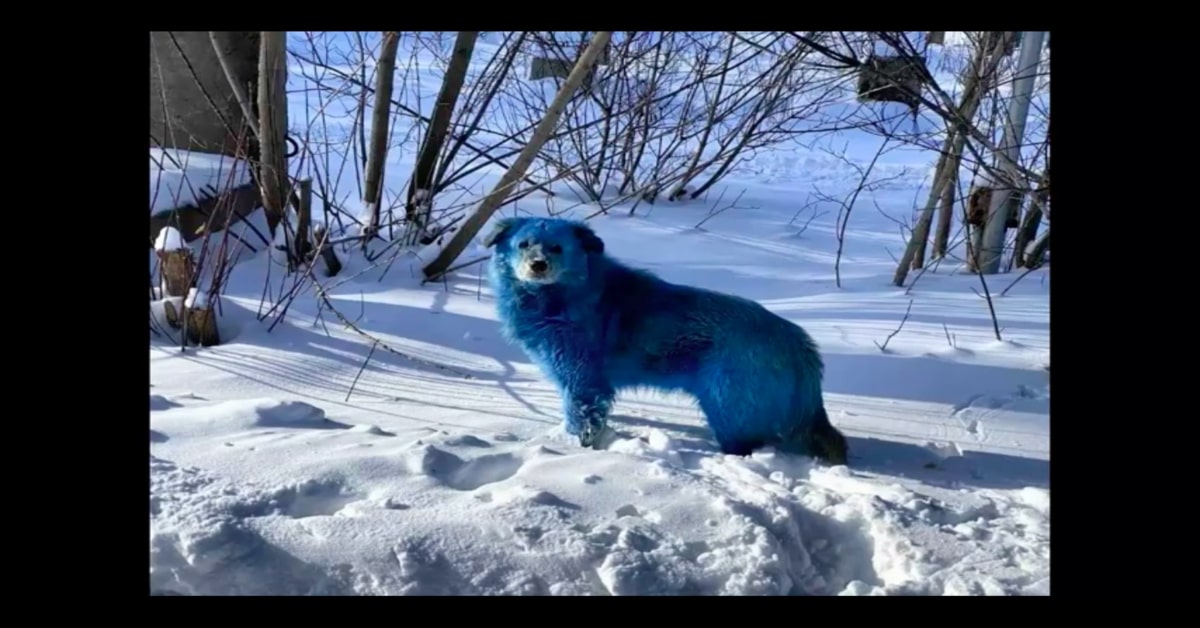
[693,364,774,456]
[695,394,765,456]
[693,349,833,458]
[786,406,849,465]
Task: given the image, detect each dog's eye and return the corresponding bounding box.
[547,244,562,254]
[518,241,529,249]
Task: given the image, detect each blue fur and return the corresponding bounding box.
[485,216,845,462]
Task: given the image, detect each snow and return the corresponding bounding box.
[185,288,210,310]
[149,34,1049,596]
[155,226,185,252]
[149,193,1049,595]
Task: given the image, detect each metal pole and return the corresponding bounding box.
[977,30,1046,274]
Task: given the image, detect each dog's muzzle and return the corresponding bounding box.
[516,249,554,282]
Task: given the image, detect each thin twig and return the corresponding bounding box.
[1000,265,1040,297]
[695,188,748,230]
[970,284,1004,341]
[873,299,915,353]
[346,340,379,402]
[422,254,491,285]
[208,32,261,141]
[312,281,475,380]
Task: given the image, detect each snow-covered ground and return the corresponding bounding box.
[149,175,1049,596]
[150,34,1048,596]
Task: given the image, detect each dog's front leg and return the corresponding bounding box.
[556,368,614,449]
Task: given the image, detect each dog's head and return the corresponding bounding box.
[483,217,605,287]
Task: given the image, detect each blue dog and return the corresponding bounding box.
[484,216,848,465]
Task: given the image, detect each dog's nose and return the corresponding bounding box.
[530,260,548,273]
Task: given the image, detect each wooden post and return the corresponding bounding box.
[154,226,193,329]
[183,289,221,347]
[313,225,343,277]
[294,178,314,264]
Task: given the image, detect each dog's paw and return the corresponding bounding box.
[578,419,612,450]
[579,422,601,449]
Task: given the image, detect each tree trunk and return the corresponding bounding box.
[893,32,1006,286]
[421,31,614,280]
[362,31,402,242]
[928,31,1007,264]
[930,156,958,260]
[1025,230,1050,269]
[893,135,955,285]
[256,31,289,237]
[405,31,479,245]
[977,31,1047,275]
[1014,158,1049,269]
[433,32,526,195]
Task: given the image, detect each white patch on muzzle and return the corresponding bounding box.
[514,250,557,283]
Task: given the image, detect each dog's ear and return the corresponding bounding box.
[572,224,605,254]
[482,217,522,248]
